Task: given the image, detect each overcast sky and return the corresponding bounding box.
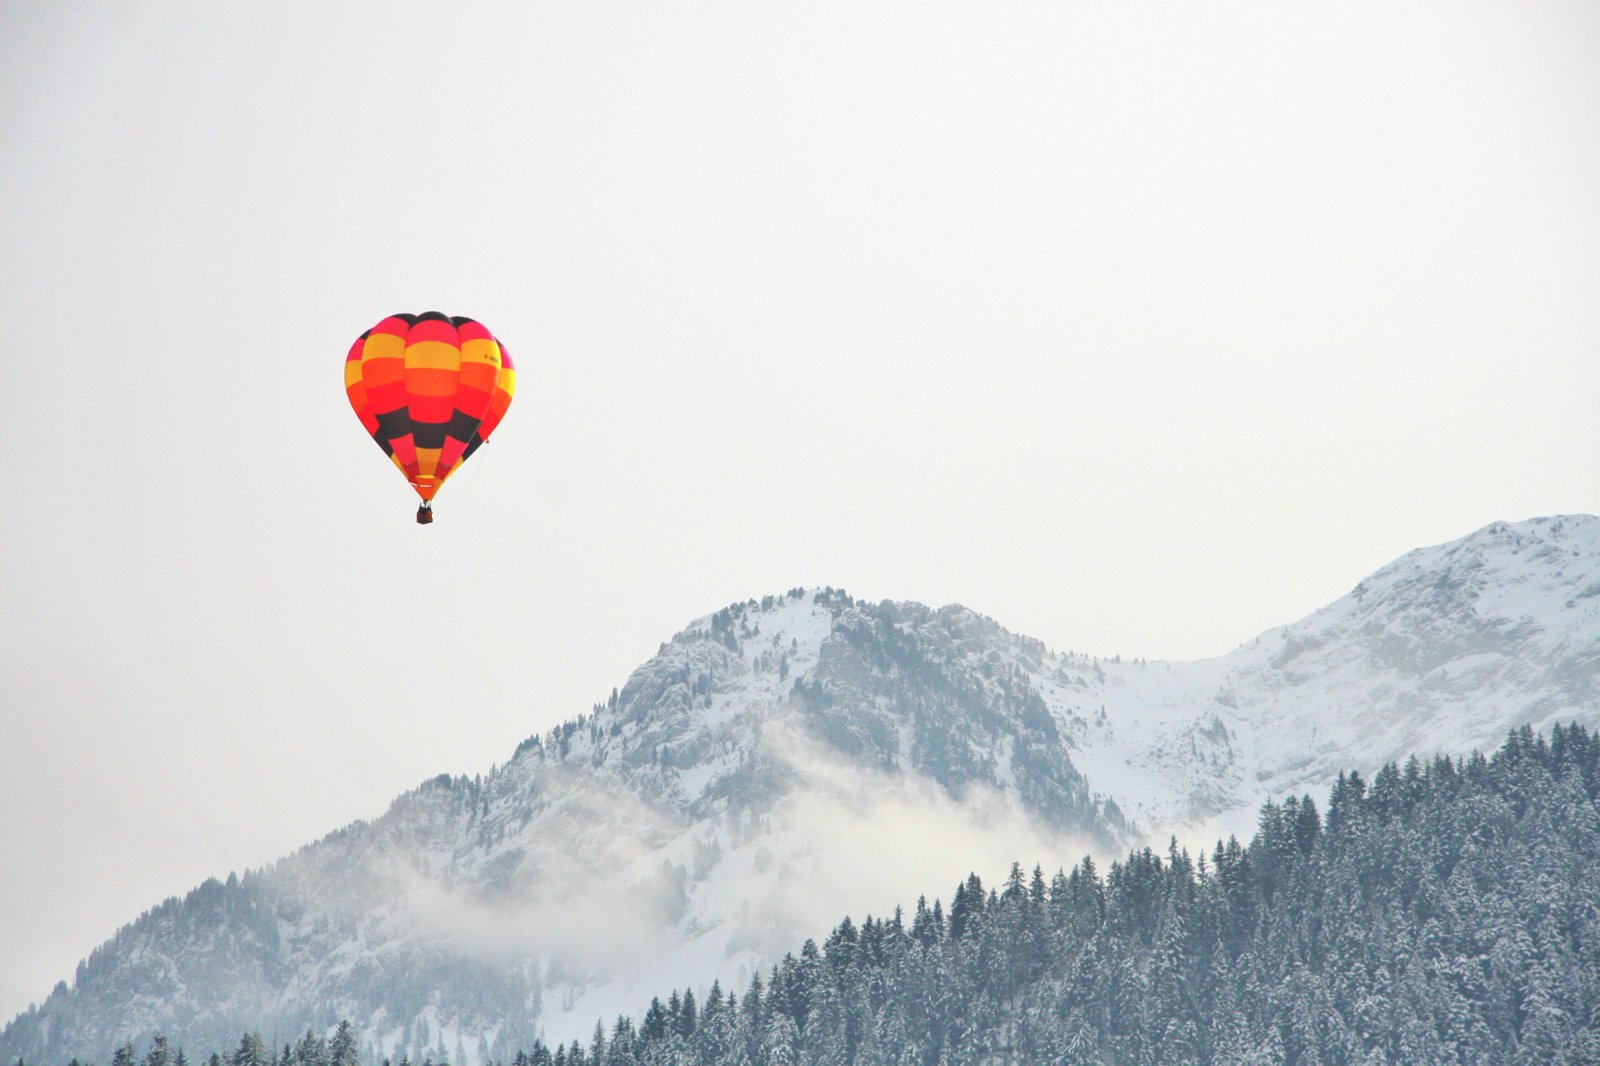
[3,0,1598,1025]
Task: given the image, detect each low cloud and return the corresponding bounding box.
[375,767,695,977]
[331,719,1102,1043]
[731,724,1099,951]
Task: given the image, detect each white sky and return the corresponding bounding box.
[3,0,1598,1026]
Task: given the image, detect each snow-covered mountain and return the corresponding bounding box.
[1075,513,1600,836]
[5,515,1598,1065]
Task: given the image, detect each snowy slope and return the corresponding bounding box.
[1057,515,1600,836]
[5,516,1598,1064]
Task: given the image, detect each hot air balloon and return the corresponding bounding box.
[344,312,516,523]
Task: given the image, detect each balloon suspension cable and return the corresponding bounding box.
[416,501,434,525]
[449,442,489,516]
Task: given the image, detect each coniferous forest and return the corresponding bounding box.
[50,723,1600,1066]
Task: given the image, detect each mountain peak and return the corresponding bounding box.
[1377,512,1599,578]
[1323,513,1600,633]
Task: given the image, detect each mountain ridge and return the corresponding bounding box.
[5,515,1598,1063]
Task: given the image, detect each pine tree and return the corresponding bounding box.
[1028,864,1047,908]
[143,1036,173,1066]
[676,988,697,1038]
[330,1024,359,1066]
[765,1014,799,1066]
[233,1035,270,1066]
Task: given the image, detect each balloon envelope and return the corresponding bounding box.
[344,312,516,505]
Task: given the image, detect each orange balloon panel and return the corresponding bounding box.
[344,312,516,504]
